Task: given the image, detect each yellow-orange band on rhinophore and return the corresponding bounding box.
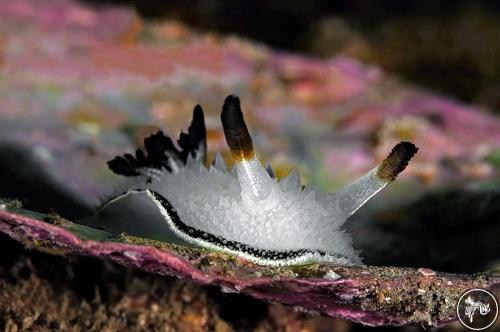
[231,149,255,163]
[221,95,255,162]
[376,141,418,182]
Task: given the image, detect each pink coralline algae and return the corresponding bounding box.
[0,207,498,327]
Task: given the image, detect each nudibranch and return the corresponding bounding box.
[86,95,418,266]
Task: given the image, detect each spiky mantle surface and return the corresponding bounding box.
[126,155,360,265]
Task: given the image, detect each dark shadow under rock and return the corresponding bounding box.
[354,189,500,274]
[0,144,93,220]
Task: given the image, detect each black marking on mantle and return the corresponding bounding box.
[147,190,333,262]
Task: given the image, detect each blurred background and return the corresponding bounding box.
[0,0,500,330]
[93,0,500,110]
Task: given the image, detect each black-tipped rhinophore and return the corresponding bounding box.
[221,95,254,161]
[376,141,418,182]
[108,105,207,178]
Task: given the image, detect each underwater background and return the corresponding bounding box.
[0,0,499,331]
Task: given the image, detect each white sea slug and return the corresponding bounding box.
[87,95,418,266]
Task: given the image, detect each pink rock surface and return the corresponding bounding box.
[0,208,498,327]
